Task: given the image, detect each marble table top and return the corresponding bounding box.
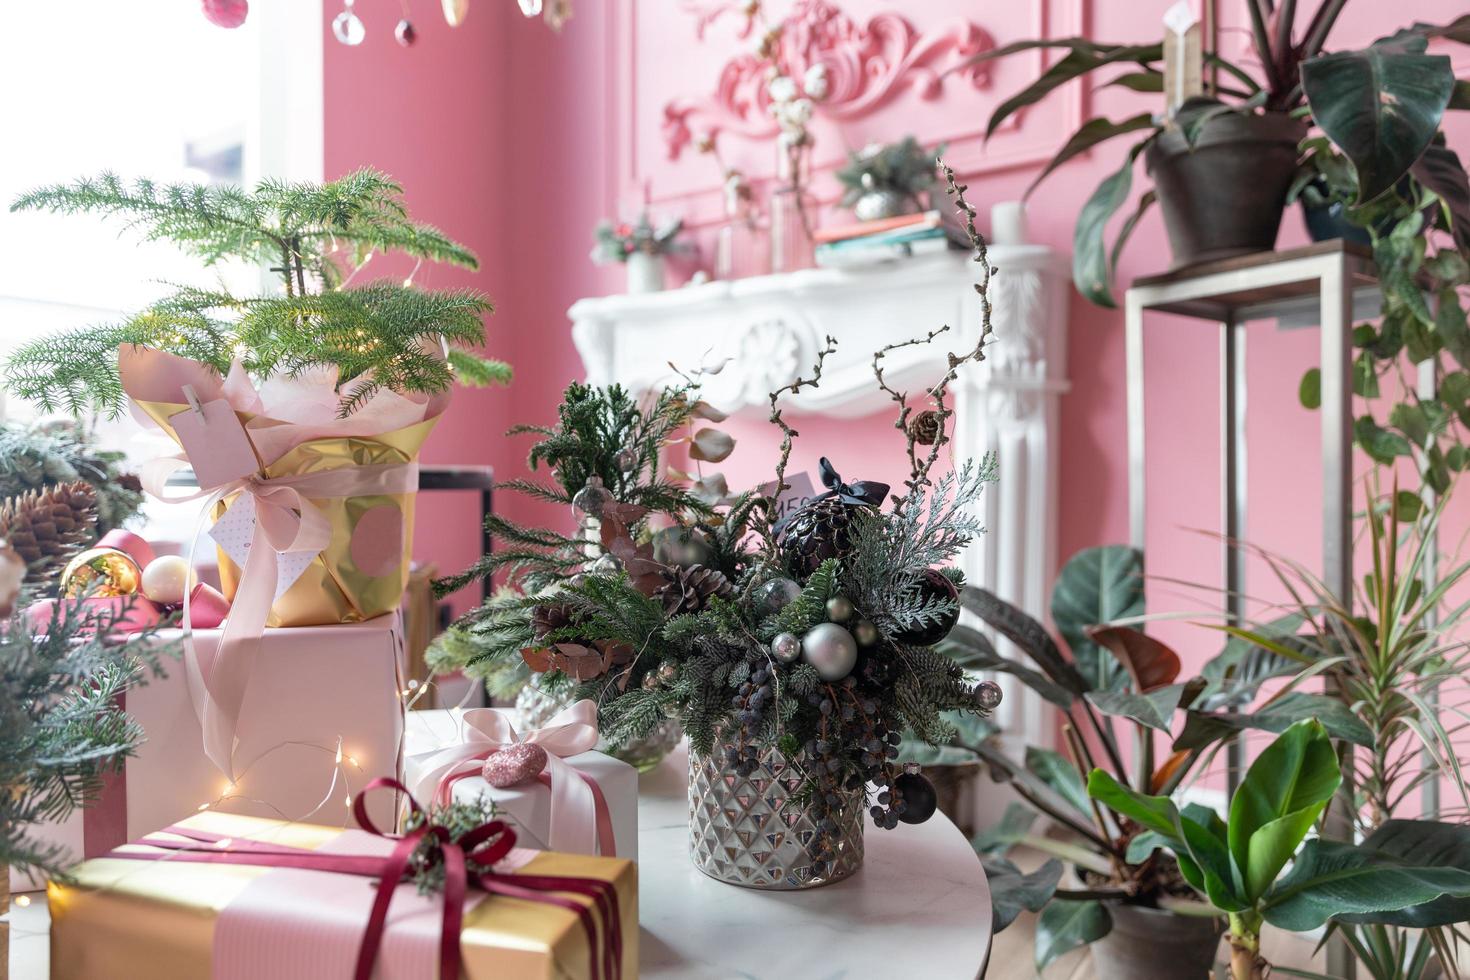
[638,745,993,979]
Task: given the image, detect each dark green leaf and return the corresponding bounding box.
[1389,401,1431,448]
[1338,820,1470,927]
[1265,838,1470,932]
[984,43,1164,137]
[1412,142,1470,256]
[1103,71,1164,93]
[1108,189,1156,280]
[960,588,1089,695]
[1026,746,1091,816]
[972,802,1038,856]
[1395,489,1425,521]
[1051,546,1145,691]
[1197,614,1312,709]
[1036,898,1112,971]
[1087,684,1186,733]
[1434,287,1470,369]
[985,855,1063,933]
[1173,692,1374,752]
[1026,114,1158,197]
[1073,140,1150,309]
[1355,415,1413,463]
[1125,830,1171,864]
[1302,47,1455,203]
[937,624,1076,708]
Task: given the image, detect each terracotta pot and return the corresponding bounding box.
[1146,111,1307,269]
[1090,902,1224,980]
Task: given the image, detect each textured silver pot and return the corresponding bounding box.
[688,739,864,889]
[515,677,683,773]
[853,188,911,222]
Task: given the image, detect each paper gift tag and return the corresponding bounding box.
[168,394,259,490]
[208,495,316,601]
[758,470,816,527]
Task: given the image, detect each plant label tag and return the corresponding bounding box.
[169,398,259,490]
[759,471,817,526]
[207,494,316,600]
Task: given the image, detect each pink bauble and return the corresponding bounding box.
[482,743,548,788]
[202,0,249,29]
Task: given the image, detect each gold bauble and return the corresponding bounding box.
[60,547,142,598]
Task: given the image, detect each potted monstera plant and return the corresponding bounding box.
[972,9,1470,305]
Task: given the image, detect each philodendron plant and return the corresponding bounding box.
[945,546,1371,971]
[970,10,1470,306]
[1090,719,1470,980]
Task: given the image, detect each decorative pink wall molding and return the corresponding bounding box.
[663,1,996,160]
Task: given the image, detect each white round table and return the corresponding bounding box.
[637,745,993,979]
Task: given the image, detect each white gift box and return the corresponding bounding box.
[404,707,639,863]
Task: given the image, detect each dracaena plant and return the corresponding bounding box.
[969,10,1470,306]
[946,546,1370,972]
[1089,719,1470,980]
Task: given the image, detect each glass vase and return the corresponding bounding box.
[688,736,865,889]
[768,142,817,274]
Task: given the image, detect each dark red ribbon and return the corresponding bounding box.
[107,777,623,980]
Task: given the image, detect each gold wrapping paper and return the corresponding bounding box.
[49,811,639,980]
[133,396,438,627]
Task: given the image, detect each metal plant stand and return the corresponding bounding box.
[1126,241,1383,980]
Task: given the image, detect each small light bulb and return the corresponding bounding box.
[407,679,420,690]
[197,803,210,812]
[334,744,344,764]
[15,895,32,907]
[345,796,353,808]
[347,756,359,767]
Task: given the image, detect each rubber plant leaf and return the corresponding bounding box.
[1084,624,1181,691]
[1051,545,1145,690]
[1035,898,1112,973]
[984,855,1063,933]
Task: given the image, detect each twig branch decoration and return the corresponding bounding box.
[874,158,997,508]
[753,334,839,563]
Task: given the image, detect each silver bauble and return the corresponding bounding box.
[852,619,879,647]
[801,623,858,681]
[652,526,715,568]
[771,631,802,663]
[825,595,854,623]
[753,577,802,618]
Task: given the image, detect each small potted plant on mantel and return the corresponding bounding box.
[972,5,1470,306]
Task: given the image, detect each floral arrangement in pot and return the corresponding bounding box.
[590,214,691,294]
[971,6,1470,306]
[433,164,1004,889]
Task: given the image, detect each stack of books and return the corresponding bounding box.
[811,210,963,268]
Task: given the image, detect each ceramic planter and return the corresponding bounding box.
[1089,902,1224,980]
[1146,111,1307,268]
[625,251,665,293]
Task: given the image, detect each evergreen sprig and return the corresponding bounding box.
[6,169,508,418]
[1,598,177,878]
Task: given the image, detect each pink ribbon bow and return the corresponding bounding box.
[409,701,617,858]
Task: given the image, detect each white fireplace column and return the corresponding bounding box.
[570,246,1069,749]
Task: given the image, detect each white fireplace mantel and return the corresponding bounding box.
[569,247,1069,747]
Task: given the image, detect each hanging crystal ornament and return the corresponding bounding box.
[332,0,366,45]
[571,476,612,522]
[614,447,639,474]
[590,553,624,576]
[518,0,543,15]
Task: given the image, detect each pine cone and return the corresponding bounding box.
[655,564,734,615]
[0,482,98,583]
[910,410,941,446]
[530,602,578,641]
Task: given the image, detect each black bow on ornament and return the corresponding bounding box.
[774,457,888,534]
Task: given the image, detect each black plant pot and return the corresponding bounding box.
[1146,111,1308,269]
[1090,902,1225,980]
[1302,199,1374,246]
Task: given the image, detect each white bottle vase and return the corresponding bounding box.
[626,251,665,294]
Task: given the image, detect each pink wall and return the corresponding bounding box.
[324,0,1470,681]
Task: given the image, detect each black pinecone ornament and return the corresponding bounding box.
[773,457,889,578]
[894,568,960,646]
[655,564,734,615]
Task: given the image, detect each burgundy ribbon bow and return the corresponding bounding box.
[109,777,624,980]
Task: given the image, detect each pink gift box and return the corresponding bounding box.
[12,614,407,892]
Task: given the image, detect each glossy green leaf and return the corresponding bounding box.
[985,855,1063,933]
[1302,46,1455,203]
[1027,747,1091,816]
[1265,838,1470,932]
[1228,720,1341,903]
[1025,113,1157,198]
[1087,684,1186,733]
[1337,820,1470,927]
[1125,830,1171,864]
[1072,140,1150,309]
[1086,769,1180,840]
[1355,414,1413,463]
[1036,898,1112,972]
[1178,803,1243,911]
[1108,189,1155,279]
[1051,546,1145,691]
[972,802,1038,856]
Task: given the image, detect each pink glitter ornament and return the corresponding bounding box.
[202,0,249,28]
[482,742,548,787]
